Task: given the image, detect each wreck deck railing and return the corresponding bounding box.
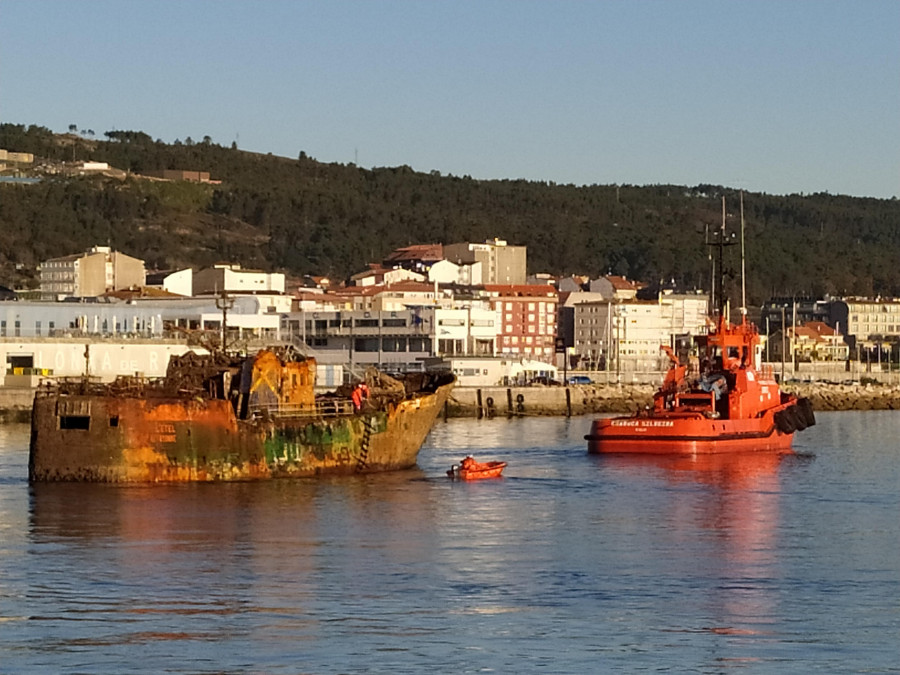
[248,400,357,419]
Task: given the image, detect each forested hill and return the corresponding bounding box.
[2,122,898,305]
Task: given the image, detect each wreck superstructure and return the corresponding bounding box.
[29,348,454,482]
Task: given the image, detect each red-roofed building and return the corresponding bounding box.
[382,244,444,274]
[588,275,642,300]
[480,285,558,361]
[308,281,439,313]
[350,265,426,287]
[770,321,849,362]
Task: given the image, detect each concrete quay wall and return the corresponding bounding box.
[447,382,900,417]
[783,382,900,411]
[447,384,656,418]
[0,388,34,423]
[4,381,900,425]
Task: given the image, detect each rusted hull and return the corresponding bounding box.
[29,382,453,482]
[585,408,794,455]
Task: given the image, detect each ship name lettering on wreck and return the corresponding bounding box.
[154,422,177,443]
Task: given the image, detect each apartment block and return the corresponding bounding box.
[39,246,145,300]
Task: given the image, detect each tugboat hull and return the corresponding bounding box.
[585,410,794,455]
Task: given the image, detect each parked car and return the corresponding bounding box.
[567,375,593,385]
[531,375,561,386]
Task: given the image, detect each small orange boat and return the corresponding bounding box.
[447,456,507,480]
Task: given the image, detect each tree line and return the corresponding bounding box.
[1,122,898,306]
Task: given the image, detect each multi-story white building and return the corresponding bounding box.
[574,292,709,372]
[0,296,284,341]
[281,305,497,372]
[829,297,900,351]
[39,246,146,300]
[443,239,527,285]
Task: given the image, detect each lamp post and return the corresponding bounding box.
[215,290,235,353]
[615,308,622,385]
[780,306,786,382]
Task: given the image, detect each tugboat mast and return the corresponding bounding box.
[708,195,737,323]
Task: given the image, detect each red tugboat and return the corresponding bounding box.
[586,199,814,455]
[585,314,815,455]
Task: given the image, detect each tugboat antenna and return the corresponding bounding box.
[740,190,747,320]
[718,196,727,320]
[708,196,736,322]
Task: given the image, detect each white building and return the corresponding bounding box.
[193,264,285,296]
[281,305,497,373]
[146,268,193,296]
[443,239,527,285]
[424,355,558,387]
[350,267,426,287]
[574,292,709,373]
[2,338,201,384]
[428,259,483,286]
[0,295,287,342]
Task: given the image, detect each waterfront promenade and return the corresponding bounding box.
[4,380,900,424]
[446,380,900,417]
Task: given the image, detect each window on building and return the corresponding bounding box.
[408,337,431,352]
[438,339,463,355]
[354,337,379,352]
[382,337,405,352]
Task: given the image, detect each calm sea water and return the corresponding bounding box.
[1,413,898,674]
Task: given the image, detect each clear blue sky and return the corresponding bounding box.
[2,0,897,198]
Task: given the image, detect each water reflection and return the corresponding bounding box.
[27,471,445,657]
[598,451,789,641]
[5,416,897,672]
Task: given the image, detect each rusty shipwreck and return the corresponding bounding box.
[29,348,454,482]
